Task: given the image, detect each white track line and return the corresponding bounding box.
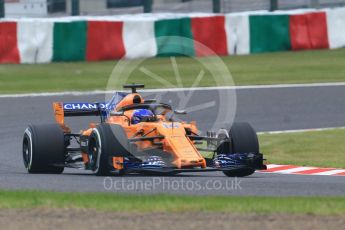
[0,90,110,98]
[258,127,345,135]
[230,82,345,89]
[312,169,345,176]
[1,82,345,98]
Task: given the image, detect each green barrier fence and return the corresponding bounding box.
[154,18,195,57]
[250,15,291,53]
[53,21,87,61]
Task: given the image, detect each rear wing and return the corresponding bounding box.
[53,92,129,125]
[53,102,108,125]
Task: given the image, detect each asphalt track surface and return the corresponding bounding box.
[1,85,345,195]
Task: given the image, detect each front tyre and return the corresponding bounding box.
[22,124,65,174]
[222,122,259,177]
[88,124,130,176]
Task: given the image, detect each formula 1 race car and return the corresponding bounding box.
[22,84,266,177]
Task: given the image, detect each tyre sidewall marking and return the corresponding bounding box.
[24,128,33,170]
[92,128,102,174]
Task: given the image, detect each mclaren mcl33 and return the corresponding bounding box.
[22,84,266,177]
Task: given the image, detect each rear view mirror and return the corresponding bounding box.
[110,111,124,116]
[174,110,187,115]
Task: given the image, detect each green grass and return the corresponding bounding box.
[199,128,345,168]
[0,190,344,215]
[1,49,345,93]
[260,128,345,168]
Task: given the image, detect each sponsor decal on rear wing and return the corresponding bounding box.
[62,102,108,116]
[63,103,107,111]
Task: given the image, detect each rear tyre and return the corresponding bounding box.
[88,124,130,176]
[22,124,65,174]
[222,122,259,177]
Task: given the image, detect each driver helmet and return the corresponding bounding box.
[131,109,154,124]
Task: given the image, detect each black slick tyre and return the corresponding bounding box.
[222,122,259,177]
[88,123,130,176]
[22,124,65,174]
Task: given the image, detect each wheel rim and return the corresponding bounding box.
[88,134,100,172]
